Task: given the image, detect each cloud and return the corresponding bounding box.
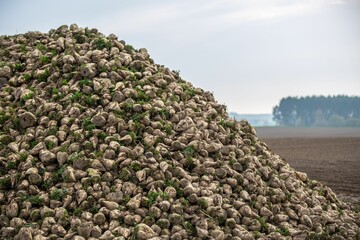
[191,0,347,26]
[98,0,348,43]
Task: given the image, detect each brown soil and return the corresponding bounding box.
[256,127,360,138]
[256,127,360,207]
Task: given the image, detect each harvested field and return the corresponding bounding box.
[256,127,360,206]
[256,126,360,138]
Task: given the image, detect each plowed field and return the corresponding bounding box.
[256,127,360,206]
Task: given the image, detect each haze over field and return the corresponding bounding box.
[1,0,359,113]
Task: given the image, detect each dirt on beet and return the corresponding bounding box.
[256,127,360,207]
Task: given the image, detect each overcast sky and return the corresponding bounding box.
[1,0,359,113]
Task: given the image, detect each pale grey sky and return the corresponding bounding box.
[1,0,359,113]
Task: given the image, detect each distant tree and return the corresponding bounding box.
[328,114,345,127]
[314,109,326,126]
[273,95,360,127]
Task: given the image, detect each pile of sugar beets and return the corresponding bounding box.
[0,24,359,240]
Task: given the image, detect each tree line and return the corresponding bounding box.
[272,95,360,127]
